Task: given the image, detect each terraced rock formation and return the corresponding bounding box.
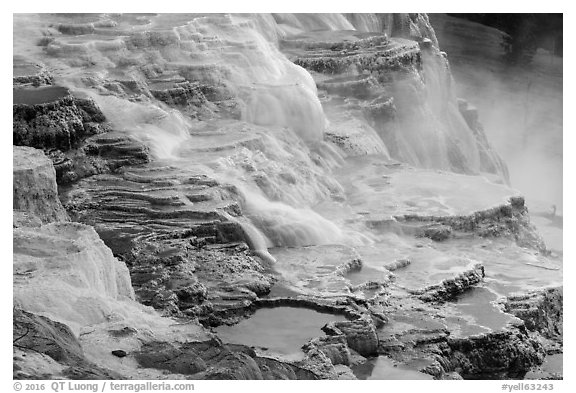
[12,13,562,380]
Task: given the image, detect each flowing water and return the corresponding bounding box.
[13,13,562,379]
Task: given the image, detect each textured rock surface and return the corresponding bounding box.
[398,196,547,251]
[323,319,379,357]
[13,146,69,223]
[444,326,545,379]
[13,309,118,380]
[302,335,352,366]
[51,131,149,185]
[12,13,561,380]
[59,159,276,324]
[13,80,149,185]
[13,89,106,151]
[503,287,563,341]
[13,57,54,87]
[134,339,322,379]
[411,263,485,302]
[283,24,508,179]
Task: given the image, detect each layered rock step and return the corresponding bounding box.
[13,75,150,185]
[61,163,245,248]
[12,13,562,380]
[12,144,336,380]
[13,56,53,87]
[59,157,279,325]
[281,27,508,179]
[13,146,69,223]
[283,32,420,78]
[13,86,106,151]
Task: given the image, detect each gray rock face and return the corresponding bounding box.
[59,160,274,324]
[414,263,485,302]
[13,211,43,228]
[13,146,69,223]
[323,319,379,357]
[134,339,320,380]
[13,309,119,380]
[13,69,149,185]
[13,59,54,87]
[444,327,546,379]
[398,196,547,251]
[283,19,508,180]
[303,335,352,366]
[504,287,563,341]
[12,13,562,381]
[50,131,149,185]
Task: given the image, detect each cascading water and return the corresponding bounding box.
[12,13,512,253]
[87,93,192,160]
[13,13,563,380]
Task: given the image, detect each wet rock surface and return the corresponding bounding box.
[411,263,485,302]
[323,319,379,357]
[13,88,106,151]
[12,13,562,380]
[13,78,149,185]
[284,26,507,179]
[13,58,54,87]
[443,326,546,379]
[398,196,547,251]
[503,287,563,341]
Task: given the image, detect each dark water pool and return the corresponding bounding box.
[215,306,347,357]
[13,86,70,105]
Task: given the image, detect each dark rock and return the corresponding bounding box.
[421,224,452,241]
[303,335,352,366]
[108,327,138,337]
[444,327,546,379]
[13,59,53,87]
[255,357,317,380]
[135,339,321,380]
[398,197,547,251]
[503,287,563,341]
[149,81,214,117]
[13,89,106,151]
[13,309,83,363]
[414,263,485,302]
[323,319,379,357]
[384,258,411,271]
[57,23,96,35]
[134,341,207,375]
[13,309,119,379]
[120,236,273,322]
[204,352,263,380]
[291,33,420,79]
[111,350,127,358]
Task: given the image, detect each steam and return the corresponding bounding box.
[15,13,561,261]
[470,64,563,211]
[430,14,563,211]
